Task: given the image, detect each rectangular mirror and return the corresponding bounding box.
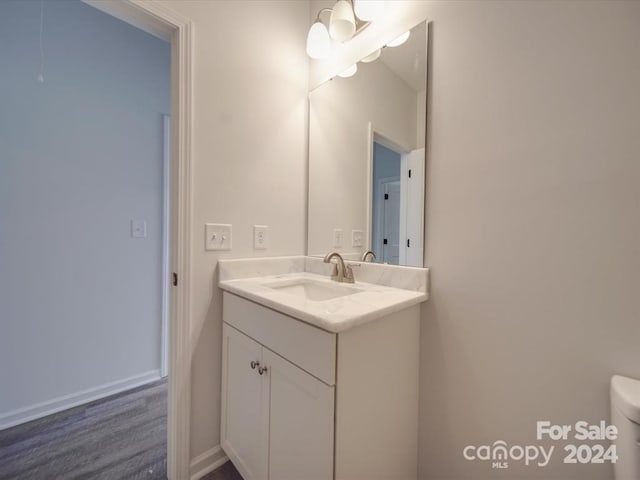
[307,21,428,267]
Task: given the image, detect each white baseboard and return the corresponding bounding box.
[190,445,229,480]
[0,369,162,430]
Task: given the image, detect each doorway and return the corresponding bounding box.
[370,138,425,267]
[372,141,402,264]
[376,178,401,264]
[85,2,194,478]
[0,0,193,478]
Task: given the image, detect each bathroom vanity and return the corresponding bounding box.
[218,256,428,480]
[217,15,432,480]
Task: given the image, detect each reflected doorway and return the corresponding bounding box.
[371,139,425,267]
[372,142,401,264]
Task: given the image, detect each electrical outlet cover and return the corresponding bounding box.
[352,229,364,247]
[333,229,343,248]
[253,225,268,250]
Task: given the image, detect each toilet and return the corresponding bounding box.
[610,375,640,479]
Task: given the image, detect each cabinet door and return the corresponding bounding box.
[221,324,269,480]
[264,348,335,480]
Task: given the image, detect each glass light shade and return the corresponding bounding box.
[360,48,381,63]
[338,64,358,78]
[329,0,356,42]
[306,21,331,59]
[353,0,384,21]
[387,30,410,47]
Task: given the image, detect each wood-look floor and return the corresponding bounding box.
[0,379,169,480]
[201,460,243,480]
[0,379,242,480]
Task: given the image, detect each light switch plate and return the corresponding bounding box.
[131,219,147,238]
[352,229,364,248]
[333,229,343,248]
[205,223,232,251]
[253,225,268,250]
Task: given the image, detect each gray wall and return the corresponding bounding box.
[419,1,640,479]
[373,142,401,191]
[0,0,170,425]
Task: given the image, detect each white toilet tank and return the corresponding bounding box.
[611,375,640,480]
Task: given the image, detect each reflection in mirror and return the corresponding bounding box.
[308,21,427,267]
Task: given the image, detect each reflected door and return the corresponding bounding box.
[382,181,401,264]
[400,147,425,267]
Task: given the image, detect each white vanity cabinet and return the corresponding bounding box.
[221,291,420,480]
[221,293,335,480]
[221,324,269,480]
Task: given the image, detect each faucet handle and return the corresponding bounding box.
[361,250,376,262]
[344,263,359,283]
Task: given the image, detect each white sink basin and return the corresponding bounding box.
[218,258,429,332]
[266,278,363,302]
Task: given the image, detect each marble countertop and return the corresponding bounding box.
[218,256,429,333]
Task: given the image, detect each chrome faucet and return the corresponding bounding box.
[323,251,355,283]
[361,250,376,262]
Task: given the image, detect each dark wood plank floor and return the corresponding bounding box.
[0,378,244,480]
[201,460,243,480]
[0,378,168,480]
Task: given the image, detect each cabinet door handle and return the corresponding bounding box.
[250,361,260,370]
[258,366,268,375]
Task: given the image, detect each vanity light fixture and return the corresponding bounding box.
[338,64,358,78]
[329,0,356,42]
[360,48,381,63]
[306,0,385,60]
[353,0,384,22]
[386,30,410,47]
[306,20,331,59]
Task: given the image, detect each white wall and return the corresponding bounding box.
[308,58,418,257]
[0,0,170,427]
[421,2,640,478]
[312,1,640,479]
[154,0,310,463]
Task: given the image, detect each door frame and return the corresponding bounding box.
[162,114,171,378]
[82,1,193,479]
